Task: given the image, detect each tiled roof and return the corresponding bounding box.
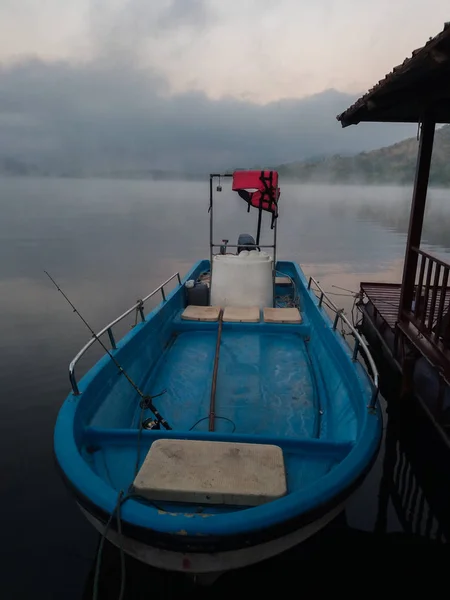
[338,23,450,127]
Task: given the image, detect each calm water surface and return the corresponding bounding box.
[1,178,449,598]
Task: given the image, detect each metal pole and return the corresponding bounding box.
[398,118,435,320]
[209,175,214,304]
[211,244,275,249]
[333,312,340,330]
[273,193,278,266]
[137,300,145,322]
[209,175,214,267]
[352,339,360,362]
[107,327,117,349]
[255,206,263,246]
[272,188,278,307]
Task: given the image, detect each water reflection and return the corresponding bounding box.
[376,400,449,542]
[0,178,449,598]
[351,186,450,256]
[81,389,448,599]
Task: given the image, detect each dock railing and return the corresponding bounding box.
[68,272,181,395]
[404,247,450,348]
[308,277,379,409]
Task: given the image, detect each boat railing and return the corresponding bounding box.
[68,272,182,396]
[308,276,379,409]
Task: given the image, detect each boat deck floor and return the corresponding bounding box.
[138,329,318,438]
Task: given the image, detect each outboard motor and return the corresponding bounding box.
[237,233,257,254]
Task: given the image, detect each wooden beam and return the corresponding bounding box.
[398,118,436,320]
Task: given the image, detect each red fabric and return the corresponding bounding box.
[232,170,278,191]
[245,190,276,212]
[232,170,279,216]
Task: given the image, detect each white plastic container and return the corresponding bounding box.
[210,250,273,308]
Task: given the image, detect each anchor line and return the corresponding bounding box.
[209,308,224,431]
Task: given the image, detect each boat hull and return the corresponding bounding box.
[54,258,382,577]
[65,444,378,576]
[80,501,345,574]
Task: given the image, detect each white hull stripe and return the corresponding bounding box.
[80,502,345,574]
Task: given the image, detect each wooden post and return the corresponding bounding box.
[398,118,435,320]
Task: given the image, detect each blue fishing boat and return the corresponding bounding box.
[54,171,381,576]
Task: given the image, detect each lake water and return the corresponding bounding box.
[1,178,449,598]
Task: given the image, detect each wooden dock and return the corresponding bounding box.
[336,22,450,539]
[359,277,450,442]
[360,283,402,330]
[361,278,450,339]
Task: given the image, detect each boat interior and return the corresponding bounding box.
[75,259,370,516]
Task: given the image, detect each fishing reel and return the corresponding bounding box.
[142,418,160,430]
[140,396,153,409]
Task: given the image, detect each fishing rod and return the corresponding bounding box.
[331,284,358,295]
[45,271,171,430]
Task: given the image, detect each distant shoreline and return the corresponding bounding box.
[0,173,441,187]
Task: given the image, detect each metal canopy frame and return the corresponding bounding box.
[208,173,278,268]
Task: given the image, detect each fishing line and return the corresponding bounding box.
[45,271,171,430]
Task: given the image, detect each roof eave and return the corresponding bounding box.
[337,23,450,127]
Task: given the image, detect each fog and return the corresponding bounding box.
[0,59,414,176]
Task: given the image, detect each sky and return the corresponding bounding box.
[0,1,448,172]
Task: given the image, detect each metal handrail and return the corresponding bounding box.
[211,244,276,248]
[68,272,181,395]
[308,276,379,409]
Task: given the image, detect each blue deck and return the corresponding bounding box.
[55,260,382,538]
[131,328,317,437]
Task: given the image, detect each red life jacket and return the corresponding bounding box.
[232,170,280,227]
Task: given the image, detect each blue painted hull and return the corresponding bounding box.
[54,260,381,571]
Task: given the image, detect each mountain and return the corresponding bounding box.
[277,125,450,185]
[0,57,415,176]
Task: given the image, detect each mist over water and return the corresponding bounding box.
[1,177,449,597]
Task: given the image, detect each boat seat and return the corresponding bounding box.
[223,306,260,322]
[181,305,221,321]
[263,307,302,323]
[133,439,287,506]
[275,276,292,286]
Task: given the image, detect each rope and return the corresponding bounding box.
[93,383,168,600]
[276,294,297,308]
[117,494,126,600]
[275,270,300,307]
[312,290,362,344]
[91,490,169,599]
[190,415,236,432]
[93,490,125,600]
[324,291,355,298]
[209,309,223,431]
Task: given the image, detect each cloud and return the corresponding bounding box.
[1,1,449,101]
[0,57,414,174]
[87,0,212,66]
